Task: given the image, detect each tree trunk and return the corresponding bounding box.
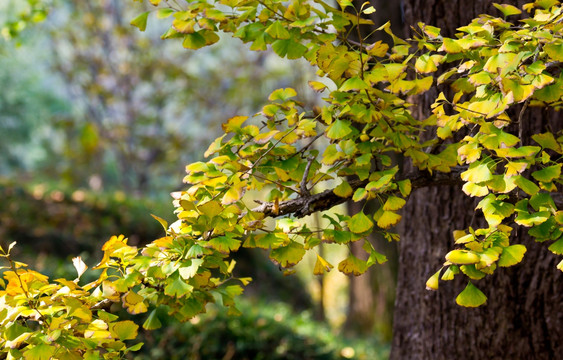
[391,1,563,358]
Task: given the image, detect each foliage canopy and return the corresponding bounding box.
[1,0,563,357]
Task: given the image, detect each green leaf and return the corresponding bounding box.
[326,119,353,139]
[545,43,563,62]
[207,235,241,253]
[532,164,561,183]
[272,39,308,59]
[352,188,367,202]
[498,244,527,267]
[514,176,540,196]
[493,3,522,16]
[143,310,162,330]
[348,212,374,234]
[548,238,563,255]
[23,343,56,360]
[164,275,193,298]
[268,88,297,101]
[456,282,487,307]
[265,21,290,39]
[183,32,207,49]
[340,77,369,91]
[131,12,149,31]
[532,133,562,153]
[334,181,353,198]
[269,241,306,267]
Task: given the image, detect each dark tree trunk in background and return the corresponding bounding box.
[391,1,563,358]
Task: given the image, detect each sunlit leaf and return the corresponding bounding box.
[456,282,487,307]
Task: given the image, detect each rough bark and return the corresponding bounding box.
[391,1,563,358]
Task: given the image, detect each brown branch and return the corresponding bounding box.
[252,167,468,218]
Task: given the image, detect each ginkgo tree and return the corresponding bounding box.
[1,0,562,358]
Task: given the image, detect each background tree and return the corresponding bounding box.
[391,1,563,358]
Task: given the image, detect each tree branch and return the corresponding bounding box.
[252,167,468,218]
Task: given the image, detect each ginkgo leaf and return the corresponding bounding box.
[313,255,334,275]
[375,210,402,229]
[498,245,527,267]
[326,119,353,139]
[531,164,561,183]
[110,321,139,341]
[269,241,306,267]
[143,309,163,330]
[334,181,353,198]
[493,3,522,16]
[164,276,194,298]
[514,176,540,196]
[130,12,149,31]
[265,21,290,39]
[548,238,563,255]
[72,256,88,280]
[23,343,56,360]
[456,282,487,307]
[338,255,368,275]
[460,163,493,183]
[122,291,149,314]
[383,196,406,211]
[207,235,241,253]
[348,212,374,234]
[426,269,441,290]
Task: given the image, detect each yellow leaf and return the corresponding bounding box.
[376,211,402,229]
[313,255,334,275]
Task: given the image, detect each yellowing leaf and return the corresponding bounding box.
[383,196,406,211]
[110,320,139,341]
[222,180,246,205]
[415,54,443,74]
[426,269,441,290]
[439,38,463,53]
[493,3,522,16]
[376,210,402,229]
[348,212,374,234]
[338,255,368,275]
[498,244,527,267]
[122,291,148,314]
[313,255,334,275]
[84,319,111,339]
[334,181,353,198]
[462,182,489,197]
[461,163,493,183]
[456,282,487,307]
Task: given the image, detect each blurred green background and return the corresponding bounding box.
[0,0,392,358]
